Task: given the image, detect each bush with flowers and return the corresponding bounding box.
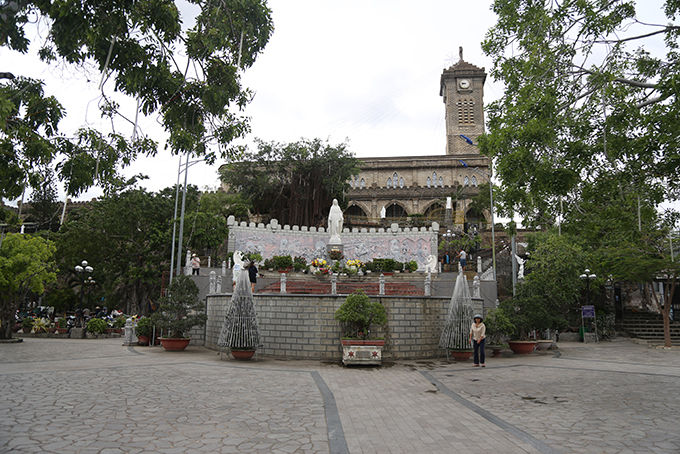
[311,258,326,268]
[345,259,364,275]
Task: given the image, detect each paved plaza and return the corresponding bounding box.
[1,338,678,454]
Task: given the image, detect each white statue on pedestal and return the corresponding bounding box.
[380,205,386,219]
[328,199,344,244]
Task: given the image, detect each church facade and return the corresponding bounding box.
[345,53,491,230]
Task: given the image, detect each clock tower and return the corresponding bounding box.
[440,47,487,155]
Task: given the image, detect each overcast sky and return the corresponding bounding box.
[3,0,668,207]
[3,0,504,205]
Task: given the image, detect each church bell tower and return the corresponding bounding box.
[440,47,487,155]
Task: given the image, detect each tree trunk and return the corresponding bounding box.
[0,302,14,340]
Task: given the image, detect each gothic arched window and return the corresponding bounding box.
[471,176,477,187]
[464,176,470,186]
[426,177,431,188]
[438,176,444,187]
[399,177,404,188]
[360,178,365,189]
[387,177,392,188]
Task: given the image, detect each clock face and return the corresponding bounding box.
[458,79,471,89]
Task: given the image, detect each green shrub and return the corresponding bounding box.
[113,316,126,329]
[334,290,387,339]
[57,318,67,329]
[151,275,207,338]
[135,317,152,337]
[484,308,515,345]
[21,317,33,330]
[293,256,307,271]
[272,255,293,270]
[406,260,418,272]
[86,318,108,334]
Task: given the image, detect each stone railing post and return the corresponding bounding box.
[424,271,431,296]
[222,261,227,276]
[216,275,222,294]
[379,273,385,295]
[209,271,216,294]
[280,272,287,293]
[331,274,337,295]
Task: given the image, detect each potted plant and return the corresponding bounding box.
[86,318,107,337]
[135,317,152,346]
[21,317,33,333]
[151,275,207,351]
[483,308,515,357]
[32,318,49,334]
[293,256,307,272]
[218,272,262,360]
[56,318,69,334]
[406,260,419,273]
[272,255,293,272]
[334,289,388,365]
[113,316,126,333]
[497,296,545,354]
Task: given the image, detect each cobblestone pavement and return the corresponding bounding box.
[0,338,678,453]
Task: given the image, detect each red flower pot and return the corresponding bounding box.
[137,335,149,346]
[450,350,473,361]
[159,338,191,351]
[231,349,256,360]
[507,341,538,354]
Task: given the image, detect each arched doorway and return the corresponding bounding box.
[424,202,446,222]
[344,204,368,226]
[385,203,408,222]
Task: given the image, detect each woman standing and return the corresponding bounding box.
[248,261,258,293]
[469,314,486,367]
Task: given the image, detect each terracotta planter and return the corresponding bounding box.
[46,328,57,333]
[488,345,506,358]
[159,338,191,351]
[231,349,256,360]
[105,328,115,334]
[137,335,150,346]
[536,340,553,350]
[450,350,473,361]
[113,328,123,334]
[507,340,538,354]
[56,328,69,334]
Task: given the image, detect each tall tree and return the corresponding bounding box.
[220,138,360,226]
[0,233,57,339]
[480,0,680,226]
[1,0,273,200]
[55,186,175,315]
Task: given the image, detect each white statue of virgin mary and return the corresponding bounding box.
[328,199,344,244]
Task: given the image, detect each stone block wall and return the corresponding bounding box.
[205,293,467,360]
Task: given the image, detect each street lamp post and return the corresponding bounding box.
[580,268,597,306]
[85,276,96,309]
[75,261,93,327]
[458,138,496,282]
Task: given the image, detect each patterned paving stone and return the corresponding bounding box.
[1,337,678,453]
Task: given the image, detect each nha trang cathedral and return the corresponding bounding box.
[345,49,491,232]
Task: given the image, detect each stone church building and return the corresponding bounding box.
[345,52,491,230]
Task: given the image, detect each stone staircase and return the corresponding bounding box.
[260,280,424,296]
[620,310,680,345]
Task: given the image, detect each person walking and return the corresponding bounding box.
[458,249,467,271]
[191,254,201,275]
[247,261,259,293]
[469,314,486,367]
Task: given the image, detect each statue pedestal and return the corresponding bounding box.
[326,243,343,254]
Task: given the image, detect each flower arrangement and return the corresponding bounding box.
[329,250,344,261]
[316,267,330,275]
[346,259,363,268]
[311,258,326,267]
